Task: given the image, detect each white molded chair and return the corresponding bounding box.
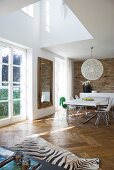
[95,98,112,127]
[75,95,79,99]
[67,96,76,116]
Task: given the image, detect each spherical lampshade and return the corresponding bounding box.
[81,58,103,80]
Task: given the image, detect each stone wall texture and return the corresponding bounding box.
[73,58,114,96]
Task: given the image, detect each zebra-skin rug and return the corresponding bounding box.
[11,135,100,170]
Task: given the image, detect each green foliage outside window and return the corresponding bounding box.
[0,89,8,100]
[13,88,20,99]
[0,88,20,119]
[13,100,20,116]
[0,102,8,119]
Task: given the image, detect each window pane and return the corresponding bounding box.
[0,102,8,119]
[2,83,8,86]
[2,65,8,82]
[13,49,23,66]
[0,88,8,100]
[13,83,20,86]
[13,100,20,116]
[13,87,20,99]
[2,55,8,64]
[28,4,34,17]
[1,47,10,64]
[13,66,20,82]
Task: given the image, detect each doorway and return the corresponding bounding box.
[55,58,65,110]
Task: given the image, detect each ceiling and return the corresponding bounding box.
[0,0,113,60]
[46,0,114,60]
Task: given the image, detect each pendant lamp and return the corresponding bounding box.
[81,47,103,80]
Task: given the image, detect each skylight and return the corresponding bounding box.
[21,4,34,18]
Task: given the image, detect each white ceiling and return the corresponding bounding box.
[40,0,93,49]
[0,0,113,60]
[46,0,114,59]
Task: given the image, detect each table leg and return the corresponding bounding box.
[83,113,97,124]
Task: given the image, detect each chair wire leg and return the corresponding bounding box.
[102,113,108,126]
[95,113,102,127]
[107,112,110,121]
[104,113,109,126]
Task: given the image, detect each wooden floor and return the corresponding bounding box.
[0,109,114,170]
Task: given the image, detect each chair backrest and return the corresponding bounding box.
[103,98,112,112]
[59,97,67,109]
[69,96,74,100]
[75,95,79,99]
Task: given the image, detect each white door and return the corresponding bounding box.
[0,44,26,126]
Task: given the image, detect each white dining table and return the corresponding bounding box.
[64,97,109,107]
[64,97,109,124]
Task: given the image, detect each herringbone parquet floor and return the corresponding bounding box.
[0,109,114,170]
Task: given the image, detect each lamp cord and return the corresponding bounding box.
[91,46,93,58]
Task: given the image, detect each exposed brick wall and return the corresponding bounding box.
[73,58,114,97]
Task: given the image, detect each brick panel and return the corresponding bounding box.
[73,58,114,96]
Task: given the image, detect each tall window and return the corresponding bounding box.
[46,0,50,32]
[0,44,26,121]
[21,4,34,18]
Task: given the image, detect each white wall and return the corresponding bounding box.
[0,1,60,120]
[40,0,92,48]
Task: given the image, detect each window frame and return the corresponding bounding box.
[0,42,27,122]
